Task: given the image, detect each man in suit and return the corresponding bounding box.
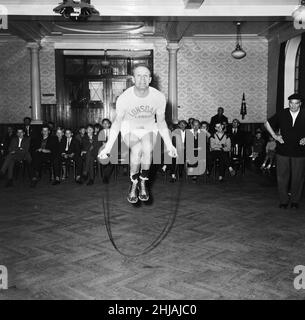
[227,118,246,157]
[227,119,245,146]
[52,127,66,185]
[23,117,43,152]
[265,93,305,209]
[165,120,187,182]
[187,119,207,182]
[210,107,229,134]
[30,125,55,187]
[0,127,31,187]
[1,125,15,158]
[61,128,82,184]
[23,117,33,138]
[81,124,101,186]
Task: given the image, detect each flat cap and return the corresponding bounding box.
[288,93,303,100]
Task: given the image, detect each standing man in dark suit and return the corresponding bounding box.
[23,117,33,138]
[265,93,305,209]
[210,107,229,134]
[0,127,31,187]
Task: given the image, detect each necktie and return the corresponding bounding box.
[18,138,22,148]
[66,139,70,151]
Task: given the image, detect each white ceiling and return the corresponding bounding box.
[0,0,300,16]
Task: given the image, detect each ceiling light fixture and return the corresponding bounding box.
[292,0,305,27]
[53,0,100,21]
[231,22,247,60]
[101,50,110,67]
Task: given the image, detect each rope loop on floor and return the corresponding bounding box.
[103,177,182,257]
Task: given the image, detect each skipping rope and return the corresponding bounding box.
[102,175,183,257]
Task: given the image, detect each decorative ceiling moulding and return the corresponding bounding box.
[1,3,297,16]
[52,21,155,35]
[62,49,152,57]
[190,35,267,41]
[42,36,167,50]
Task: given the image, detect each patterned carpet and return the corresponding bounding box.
[0,170,305,300]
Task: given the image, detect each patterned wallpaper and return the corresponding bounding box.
[0,39,31,123]
[0,40,56,123]
[176,39,268,123]
[0,37,267,124]
[153,39,169,100]
[40,43,56,105]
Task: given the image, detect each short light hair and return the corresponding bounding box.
[132,64,151,76]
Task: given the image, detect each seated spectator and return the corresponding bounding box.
[101,118,112,141]
[81,124,101,186]
[30,125,55,187]
[200,121,211,138]
[98,119,113,183]
[249,128,266,167]
[187,119,206,183]
[63,128,82,183]
[168,119,187,182]
[208,122,236,181]
[227,119,245,148]
[187,117,195,129]
[210,107,229,134]
[93,123,102,137]
[200,121,212,175]
[0,127,31,187]
[52,127,66,185]
[1,125,15,157]
[260,135,277,171]
[53,128,82,185]
[75,126,86,143]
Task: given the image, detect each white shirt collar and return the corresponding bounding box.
[290,109,300,126]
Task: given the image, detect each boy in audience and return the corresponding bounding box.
[30,125,55,187]
[0,127,31,187]
[208,122,235,181]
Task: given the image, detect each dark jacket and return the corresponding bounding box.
[227,128,245,146]
[268,108,305,157]
[62,137,81,156]
[9,136,30,154]
[31,135,56,155]
[81,134,101,157]
[53,136,67,158]
[210,114,229,134]
[2,133,15,156]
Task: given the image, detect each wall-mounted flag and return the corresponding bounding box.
[240,92,247,120]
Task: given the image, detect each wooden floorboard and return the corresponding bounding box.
[0,171,305,299]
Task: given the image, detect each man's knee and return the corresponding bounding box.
[130,145,142,161]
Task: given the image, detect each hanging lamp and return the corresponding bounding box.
[231,22,247,60]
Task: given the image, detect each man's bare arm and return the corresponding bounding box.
[156,113,173,150]
[264,121,284,144]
